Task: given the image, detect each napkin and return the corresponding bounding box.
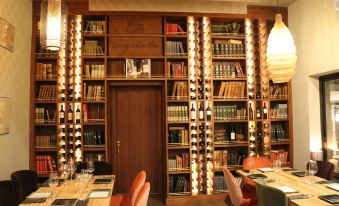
[88,189,111,198]
[276,186,298,193]
[27,192,52,198]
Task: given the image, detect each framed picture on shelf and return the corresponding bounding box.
[125,58,151,78]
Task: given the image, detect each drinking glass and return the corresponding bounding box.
[273,160,281,174]
[248,157,254,174]
[87,161,95,176]
[309,160,318,183]
[48,172,59,199]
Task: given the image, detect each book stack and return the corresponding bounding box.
[212,39,244,56]
[36,63,56,79]
[35,108,56,123]
[213,62,244,77]
[167,105,189,122]
[84,153,105,162]
[37,85,57,100]
[167,62,187,77]
[166,23,185,33]
[168,127,189,145]
[213,105,247,120]
[35,155,57,174]
[35,135,57,148]
[270,84,288,99]
[83,40,104,56]
[214,81,246,98]
[83,130,105,146]
[168,153,190,171]
[214,128,227,143]
[166,41,186,56]
[84,64,105,78]
[169,175,190,194]
[171,81,188,99]
[271,125,286,141]
[227,151,245,166]
[270,149,288,164]
[214,150,228,169]
[214,175,227,191]
[83,83,105,100]
[84,20,105,34]
[270,104,288,119]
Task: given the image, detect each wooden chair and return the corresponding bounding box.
[307,161,335,180]
[223,167,257,206]
[11,170,38,202]
[255,179,286,206]
[242,157,272,170]
[77,161,113,175]
[110,170,146,206]
[0,180,21,206]
[134,182,150,206]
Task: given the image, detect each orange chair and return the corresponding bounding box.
[110,170,146,206]
[134,182,150,206]
[223,167,257,206]
[243,156,272,170]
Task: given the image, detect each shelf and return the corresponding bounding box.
[167,121,190,124]
[214,142,248,148]
[214,119,248,123]
[168,170,191,174]
[82,56,105,59]
[212,56,246,60]
[82,77,105,81]
[83,146,106,151]
[270,98,288,101]
[107,56,165,59]
[83,33,106,37]
[168,192,191,196]
[35,147,58,151]
[34,122,57,126]
[211,34,245,39]
[213,77,247,81]
[35,78,58,82]
[166,76,188,80]
[105,76,165,81]
[271,140,290,145]
[168,145,190,149]
[82,100,106,103]
[213,97,247,102]
[35,54,58,60]
[107,34,164,37]
[167,96,189,102]
[83,121,106,125]
[270,118,289,122]
[166,34,187,38]
[34,100,57,104]
[166,56,188,59]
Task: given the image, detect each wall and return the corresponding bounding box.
[289,0,339,169]
[0,0,31,179]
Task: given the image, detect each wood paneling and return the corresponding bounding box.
[108,16,163,34]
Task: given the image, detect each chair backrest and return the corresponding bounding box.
[243,156,272,170]
[134,182,150,206]
[0,180,21,206]
[306,161,335,180]
[130,170,146,206]
[10,170,38,202]
[76,161,113,175]
[223,167,243,206]
[256,179,286,206]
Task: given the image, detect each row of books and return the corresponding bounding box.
[214,105,247,120]
[35,108,56,123]
[36,63,56,79]
[171,81,188,98]
[83,84,105,100]
[168,153,190,171]
[212,39,244,56]
[167,106,189,122]
[227,151,246,166]
[84,153,105,162]
[270,104,288,119]
[270,85,288,98]
[84,64,105,78]
[83,130,105,146]
[84,21,105,34]
[211,23,242,34]
[166,41,186,56]
[168,127,189,145]
[35,135,57,148]
[214,129,227,143]
[214,81,246,98]
[83,40,104,56]
[271,125,287,141]
[167,62,187,77]
[270,149,288,163]
[38,85,57,100]
[169,175,190,193]
[214,175,227,191]
[166,23,185,33]
[213,62,245,78]
[214,150,228,168]
[35,155,57,174]
[36,47,58,58]
[82,104,104,123]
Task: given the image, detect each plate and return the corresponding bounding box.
[291,171,307,177]
[276,186,298,193]
[319,194,339,204]
[88,189,111,198]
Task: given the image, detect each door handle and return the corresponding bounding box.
[117,140,121,154]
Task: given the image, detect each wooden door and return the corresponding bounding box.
[110,85,163,195]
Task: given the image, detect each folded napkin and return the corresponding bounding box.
[288,194,308,200]
[21,198,46,204]
[88,189,111,198]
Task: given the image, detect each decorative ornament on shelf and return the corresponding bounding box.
[40,0,67,51]
[266,14,297,83]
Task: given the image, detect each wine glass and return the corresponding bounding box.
[309,160,318,183]
[248,157,254,174]
[87,161,95,176]
[48,172,59,199]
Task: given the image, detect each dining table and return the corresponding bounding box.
[237,168,339,206]
[19,175,115,206]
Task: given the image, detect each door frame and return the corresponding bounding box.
[107,81,166,195]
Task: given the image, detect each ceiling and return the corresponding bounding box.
[247,0,297,7]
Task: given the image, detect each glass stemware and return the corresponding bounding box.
[248,156,254,174]
[48,172,59,199]
[309,160,318,183]
[87,160,95,176]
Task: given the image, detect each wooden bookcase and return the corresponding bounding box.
[30,1,292,202]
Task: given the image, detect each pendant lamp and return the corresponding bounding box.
[266,14,297,83]
[40,0,67,51]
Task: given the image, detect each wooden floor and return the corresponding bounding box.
[148,195,227,206]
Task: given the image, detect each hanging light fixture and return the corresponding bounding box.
[266,11,297,83]
[40,0,67,51]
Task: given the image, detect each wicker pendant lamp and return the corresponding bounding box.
[266,13,297,83]
[40,0,67,51]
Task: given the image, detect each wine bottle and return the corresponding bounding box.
[97,133,102,145]
[75,105,81,123]
[191,103,196,121]
[256,105,261,119]
[263,102,268,119]
[60,105,65,123]
[206,103,212,121]
[68,105,73,123]
[230,126,235,141]
[249,103,254,120]
[199,103,204,121]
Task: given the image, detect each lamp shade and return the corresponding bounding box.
[40,0,67,51]
[266,14,297,83]
[310,150,323,161]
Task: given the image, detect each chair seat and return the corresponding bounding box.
[110,195,123,206]
[120,195,131,206]
[241,184,257,206]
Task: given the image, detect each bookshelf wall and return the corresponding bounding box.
[30,2,291,201]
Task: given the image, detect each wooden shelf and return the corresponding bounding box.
[214,142,248,148]
[107,56,165,59]
[214,119,248,123]
[166,34,187,38]
[213,77,247,81]
[168,170,191,174]
[168,145,190,149]
[107,34,164,37]
[270,118,289,122]
[82,77,105,81]
[82,56,105,59]
[213,98,247,102]
[168,121,190,124]
[34,147,58,151]
[212,56,246,60]
[270,98,288,101]
[166,56,188,59]
[271,140,290,145]
[211,34,245,39]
